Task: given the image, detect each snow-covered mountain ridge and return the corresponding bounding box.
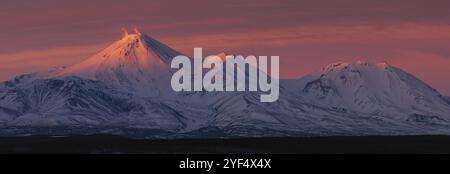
[284,61,450,121]
[1,31,450,138]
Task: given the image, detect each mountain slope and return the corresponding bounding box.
[57,32,181,97]
[284,61,450,124]
[0,76,211,132]
[1,31,450,137]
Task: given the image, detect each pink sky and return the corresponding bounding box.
[1,0,450,95]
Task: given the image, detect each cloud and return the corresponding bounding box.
[1,22,450,95]
[161,23,450,51]
[389,49,450,95]
[0,43,107,81]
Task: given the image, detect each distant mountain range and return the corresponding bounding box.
[1,31,450,138]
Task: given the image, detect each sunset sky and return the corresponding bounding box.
[1,0,450,95]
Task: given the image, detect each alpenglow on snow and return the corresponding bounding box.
[0,30,450,138]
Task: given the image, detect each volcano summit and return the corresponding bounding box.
[171,48,280,102]
[0,31,450,138]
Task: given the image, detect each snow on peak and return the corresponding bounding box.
[321,61,392,74]
[214,52,235,62]
[216,52,228,61]
[58,30,182,78]
[55,30,184,97]
[295,60,449,118]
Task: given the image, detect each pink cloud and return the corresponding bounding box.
[159,23,450,51]
[389,50,450,95]
[0,43,107,81]
[2,22,450,95]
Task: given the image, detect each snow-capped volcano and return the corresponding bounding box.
[1,31,450,137]
[57,30,182,97]
[285,61,450,123]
